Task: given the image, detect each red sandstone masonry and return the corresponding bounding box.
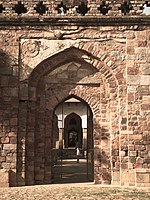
[0,9,150,187]
[0,0,145,16]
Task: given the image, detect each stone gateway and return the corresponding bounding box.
[0,0,150,187]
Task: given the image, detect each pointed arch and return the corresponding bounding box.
[64,112,82,148]
[28,46,99,87]
[20,45,118,185]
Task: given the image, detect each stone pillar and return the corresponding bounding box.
[44,109,53,184]
[25,86,36,185]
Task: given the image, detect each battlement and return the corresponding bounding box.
[0,0,149,17]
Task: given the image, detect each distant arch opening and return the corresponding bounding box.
[51,95,94,183]
[64,112,83,148]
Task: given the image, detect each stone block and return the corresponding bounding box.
[129,157,136,163]
[29,87,36,100]
[112,180,120,186]
[1,137,9,144]
[138,86,149,94]
[127,86,137,93]
[136,183,150,187]
[121,169,129,186]
[129,182,135,186]
[0,67,12,75]
[142,64,150,75]
[8,132,16,137]
[127,67,139,75]
[129,135,142,140]
[3,144,16,150]
[0,170,9,187]
[140,75,150,85]
[6,156,16,163]
[121,117,127,124]
[0,156,6,162]
[143,163,148,168]
[126,60,134,68]
[143,96,150,103]
[10,88,18,97]
[19,83,28,100]
[136,173,150,183]
[129,151,137,157]
[126,32,135,39]
[138,41,147,47]
[10,137,17,144]
[112,149,119,156]
[136,157,144,164]
[112,171,120,181]
[0,132,6,137]
[121,163,128,169]
[141,104,150,110]
[120,151,126,157]
[127,46,135,54]
[129,145,135,151]
[127,75,140,85]
[129,170,135,183]
[10,118,18,126]
[144,158,150,164]
[0,76,9,87]
[35,174,44,181]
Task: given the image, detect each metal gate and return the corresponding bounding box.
[51,148,93,183]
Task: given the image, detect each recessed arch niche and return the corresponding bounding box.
[21,47,110,186]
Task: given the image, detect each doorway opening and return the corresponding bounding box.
[51,96,94,183]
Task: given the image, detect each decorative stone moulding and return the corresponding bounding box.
[0,0,149,16]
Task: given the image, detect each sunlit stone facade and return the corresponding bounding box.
[0,0,150,187]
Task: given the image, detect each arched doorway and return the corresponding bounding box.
[64,112,83,148]
[22,47,107,186]
[51,96,94,183]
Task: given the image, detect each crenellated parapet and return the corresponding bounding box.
[0,0,149,17]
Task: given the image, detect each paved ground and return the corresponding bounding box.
[0,183,150,200]
[53,158,93,183]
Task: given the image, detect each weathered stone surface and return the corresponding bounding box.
[0,170,9,187]
[142,64,150,75]
[129,151,137,157]
[140,75,150,85]
[136,173,150,183]
[0,4,150,188]
[127,76,140,85]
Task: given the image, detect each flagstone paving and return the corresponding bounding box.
[0,183,150,200]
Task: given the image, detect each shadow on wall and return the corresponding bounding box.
[0,49,17,69]
[9,170,16,187]
[9,170,24,187]
[94,124,111,184]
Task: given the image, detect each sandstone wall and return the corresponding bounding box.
[0,20,150,186]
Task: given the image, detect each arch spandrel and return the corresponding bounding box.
[27,46,119,105]
[28,46,100,86]
[21,41,98,81]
